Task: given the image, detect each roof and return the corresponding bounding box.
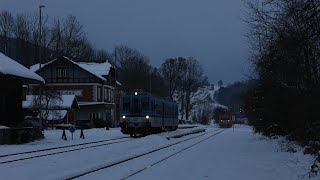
[0,125,9,129]
[23,95,79,110]
[0,52,45,83]
[77,62,111,81]
[47,110,68,121]
[30,57,112,81]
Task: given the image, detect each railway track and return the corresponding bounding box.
[122,129,224,179]
[64,129,224,180]
[0,137,132,165]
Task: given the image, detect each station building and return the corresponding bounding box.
[28,56,118,127]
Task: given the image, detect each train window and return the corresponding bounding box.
[155,102,162,115]
[122,98,130,110]
[141,97,149,110]
[151,101,155,111]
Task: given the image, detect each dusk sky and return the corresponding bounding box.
[0,0,249,85]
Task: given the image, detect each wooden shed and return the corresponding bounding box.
[0,52,44,127]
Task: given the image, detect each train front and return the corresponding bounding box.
[119,92,152,136]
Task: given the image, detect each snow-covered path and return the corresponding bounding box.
[129,125,317,180]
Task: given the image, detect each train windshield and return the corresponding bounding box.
[132,98,140,113]
[122,97,130,111]
[141,97,149,110]
[220,115,230,120]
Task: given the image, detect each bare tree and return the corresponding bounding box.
[95,49,113,61]
[31,89,62,128]
[183,57,209,119]
[0,11,14,54]
[0,11,14,37]
[161,57,187,99]
[13,13,31,41]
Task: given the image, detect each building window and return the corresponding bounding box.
[108,89,111,101]
[104,88,108,101]
[111,89,114,102]
[97,87,101,101]
[90,113,102,120]
[63,69,68,77]
[57,69,62,77]
[57,68,68,78]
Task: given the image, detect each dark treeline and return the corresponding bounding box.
[244,0,320,175]
[0,10,111,67]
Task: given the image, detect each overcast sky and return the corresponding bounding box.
[0,0,249,85]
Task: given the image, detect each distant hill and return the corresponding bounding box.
[214,80,257,113]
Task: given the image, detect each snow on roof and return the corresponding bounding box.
[23,95,78,109]
[0,52,45,83]
[30,57,112,81]
[29,59,56,73]
[47,110,68,121]
[77,62,111,81]
[0,125,9,129]
[116,81,122,86]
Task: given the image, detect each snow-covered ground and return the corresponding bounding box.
[0,125,318,180]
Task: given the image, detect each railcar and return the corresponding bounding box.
[219,114,233,128]
[119,91,179,136]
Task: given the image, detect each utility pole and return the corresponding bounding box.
[113,47,117,126]
[39,5,45,128]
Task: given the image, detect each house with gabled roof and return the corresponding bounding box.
[28,56,117,127]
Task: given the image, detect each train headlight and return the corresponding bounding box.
[146,115,150,119]
[122,115,126,119]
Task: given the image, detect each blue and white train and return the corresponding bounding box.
[119,91,179,136]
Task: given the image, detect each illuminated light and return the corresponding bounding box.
[122,116,126,119]
[146,115,150,119]
[134,92,138,96]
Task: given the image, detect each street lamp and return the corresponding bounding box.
[39,5,45,128]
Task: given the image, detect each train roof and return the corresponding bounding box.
[121,91,177,105]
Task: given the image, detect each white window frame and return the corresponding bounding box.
[108,89,111,101]
[104,88,107,101]
[97,87,101,100]
[111,90,114,102]
[62,69,68,77]
[57,69,63,77]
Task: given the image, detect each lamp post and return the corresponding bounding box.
[39,5,45,128]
